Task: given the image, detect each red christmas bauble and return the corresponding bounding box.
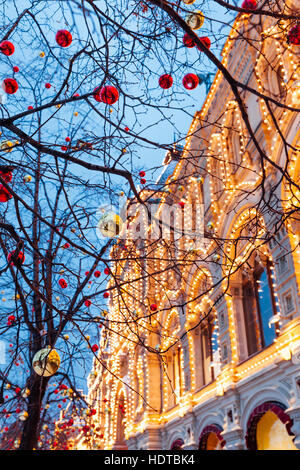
[0,41,15,56]
[91,344,99,352]
[0,170,12,182]
[196,36,211,51]
[182,73,199,90]
[45,83,51,89]
[13,66,19,73]
[287,25,300,45]
[100,86,119,104]
[55,30,73,47]
[85,300,92,307]
[93,86,102,102]
[58,278,68,289]
[150,303,157,311]
[3,78,18,94]
[94,270,101,278]
[103,292,109,298]
[241,0,257,9]
[140,178,146,184]
[7,250,25,266]
[159,74,173,89]
[139,171,146,177]
[104,268,110,275]
[183,33,195,48]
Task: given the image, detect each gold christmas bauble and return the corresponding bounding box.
[183,0,196,3]
[23,175,32,183]
[18,411,28,421]
[185,10,204,30]
[32,347,60,377]
[0,140,14,153]
[97,212,123,238]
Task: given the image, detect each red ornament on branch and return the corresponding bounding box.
[196,36,211,51]
[0,41,15,56]
[58,278,68,289]
[84,300,92,307]
[104,268,110,275]
[241,0,257,9]
[103,292,109,298]
[183,33,195,48]
[159,74,173,89]
[139,171,146,177]
[100,86,119,104]
[7,250,25,267]
[94,270,101,278]
[55,30,73,48]
[182,73,199,90]
[150,303,157,311]
[2,78,18,94]
[13,66,19,73]
[0,170,12,182]
[287,25,300,45]
[91,344,99,352]
[140,178,146,184]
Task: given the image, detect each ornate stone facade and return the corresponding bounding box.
[87,3,300,450]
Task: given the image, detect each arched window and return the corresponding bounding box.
[246,402,295,450]
[242,259,278,356]
[199,424,225,450]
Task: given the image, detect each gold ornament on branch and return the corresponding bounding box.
[32,347,60,377]
[185,11,204,30]
[97,212,123,238]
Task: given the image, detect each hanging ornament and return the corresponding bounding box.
[0,140,15,153]
[94,270,101,278]
[182,0,196,4]
[287,25,300,45]
[185,11,204,30]
[139,171,146,177]
[13,66,19,73]
[32,347,60,377]
[0,169,12,182]
[55,30,73,47]
[97,212,123,238]
[207,220,214,230]
[104,268,110,275]
[23,174,32,183]
[0,41,15,56]
[182,73,199,90]
[58,278,68,289]
[196,36,211,51]
[94,86,119,104]
[2,78,18,94]
[150,303,157,311]
[84,299,92,307]
[45,83,51,89]
[21,388,30,398]
[212,253,220,262]
[18,411,28,421]
[158,74,173,89]
[183,33,195,48]
[241,0,257,9]
[7,250,25,267]
[103,292,109,298]
[140,178,146,185]
[91,344,99,352]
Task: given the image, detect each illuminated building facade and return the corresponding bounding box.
[87,3,300,451]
